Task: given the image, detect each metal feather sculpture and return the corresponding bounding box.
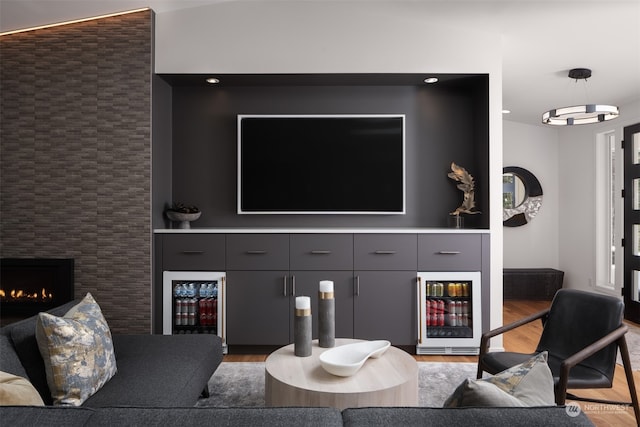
[448,162,481,216]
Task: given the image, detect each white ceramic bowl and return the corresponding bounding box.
[319,340,390,377]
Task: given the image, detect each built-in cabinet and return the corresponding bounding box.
[352,234,417,345]
[154,230,489,351]
[226,234,290,346]
[289,234,354,342]
[226,270,290,345]
[353,270,417,345]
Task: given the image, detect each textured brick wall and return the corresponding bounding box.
[0,10,153,333]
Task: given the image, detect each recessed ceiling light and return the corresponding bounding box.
[206,78,220,84]
[423,77,438,84]
[502,109,511,114]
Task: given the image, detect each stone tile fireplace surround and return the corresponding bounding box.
[0,11,153,333]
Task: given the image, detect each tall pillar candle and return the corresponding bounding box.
[294,296,312,357]
[318,280,335,348]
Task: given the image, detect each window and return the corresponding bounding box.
[595,132,619,291]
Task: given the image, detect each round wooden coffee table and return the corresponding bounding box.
[265,338,418,409]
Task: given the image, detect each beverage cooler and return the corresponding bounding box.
[416,271,481,355]
[163,271,227,354]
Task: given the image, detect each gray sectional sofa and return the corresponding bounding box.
[0,404,595,426]
[0,300,222,407]
[0,302,595,426]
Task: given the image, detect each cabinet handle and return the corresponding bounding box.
[220,277,225,342]
[292,275,296,296]
[374,250,396,255]
[417,277,423,344]
[180,250,204,255]
[355,276,360,296]
[310,250,332,255]
[283,276,287,297]
[437,251,461,255]
[246,250,267,255]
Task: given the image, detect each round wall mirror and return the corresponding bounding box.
[503,166,543,227]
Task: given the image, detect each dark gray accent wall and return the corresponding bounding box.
[0,11,154,333]
[167,75,489,229]
[152,75,173,227]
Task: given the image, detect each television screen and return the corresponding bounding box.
[238,115,405,214]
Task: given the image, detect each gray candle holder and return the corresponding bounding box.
[294,308,312,357]
[318,292,335,348]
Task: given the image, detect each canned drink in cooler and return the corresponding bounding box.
[446,313,455,326]
[175,299,184,326]
[462,314,469,327]
[447,300,455,314]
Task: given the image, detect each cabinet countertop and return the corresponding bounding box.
[154,228,490,234]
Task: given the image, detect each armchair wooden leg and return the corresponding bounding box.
[618,336,640,424]
[555,363,571,406]
[555,385,567,406]
[476,335,490,379]
[476,363,484,380]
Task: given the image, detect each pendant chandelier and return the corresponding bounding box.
[542,68,619,126]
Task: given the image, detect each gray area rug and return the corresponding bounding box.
[618,321,640,369]
[196,362,477,408]
[196,325,640,409]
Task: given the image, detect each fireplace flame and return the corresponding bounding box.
[0,287,54,303]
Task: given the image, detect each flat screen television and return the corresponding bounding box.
[237,114,405,214]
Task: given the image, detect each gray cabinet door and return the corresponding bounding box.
[354,234,417,271]
[226,270,290,346]
[353,270,417,346]
[162,233,225,270]
[418,234,482,271]
[290,234,353,270]
[289,271,354,340]
[226,234,289,270]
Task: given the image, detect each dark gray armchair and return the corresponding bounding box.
[477,289,639,423]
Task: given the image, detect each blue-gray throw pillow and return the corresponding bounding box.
[36,293,117,406]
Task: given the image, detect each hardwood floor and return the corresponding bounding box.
[224,300,639,426]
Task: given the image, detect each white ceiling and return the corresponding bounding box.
[1,0,639,126]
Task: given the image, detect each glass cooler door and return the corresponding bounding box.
[163,271,226,352]
[416,271,481,354]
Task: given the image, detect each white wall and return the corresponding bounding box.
[155,1,499,75]
[558,100,640,293]
[502,121,560,268]
[504,102,640,294]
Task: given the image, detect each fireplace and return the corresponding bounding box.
[0,258,74,324]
